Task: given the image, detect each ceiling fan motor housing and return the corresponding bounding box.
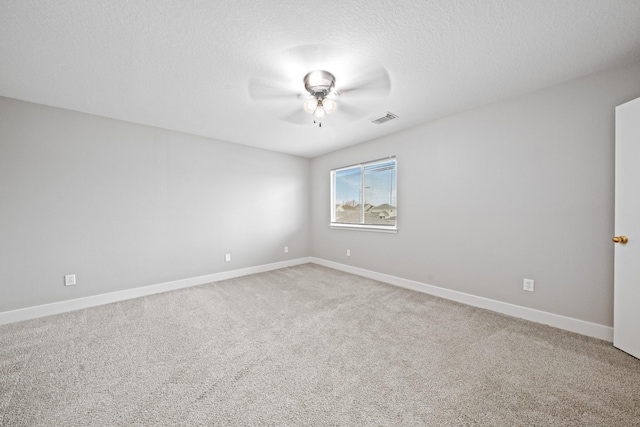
[304,70,335,99]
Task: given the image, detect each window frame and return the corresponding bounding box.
[330,157,397,233]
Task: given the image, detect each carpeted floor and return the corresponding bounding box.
[1,263,639,426]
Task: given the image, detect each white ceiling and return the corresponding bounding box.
[2,1,640,158]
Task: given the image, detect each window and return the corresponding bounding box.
[331,157,397,232]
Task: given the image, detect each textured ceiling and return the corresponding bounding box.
[2,0,640,158]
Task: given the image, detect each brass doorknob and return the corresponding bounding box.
[612,236,629,244]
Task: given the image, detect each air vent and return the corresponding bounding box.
[371,112,398,124]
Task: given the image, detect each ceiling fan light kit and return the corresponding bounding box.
[322,98,337,114]
[303,70,337,127]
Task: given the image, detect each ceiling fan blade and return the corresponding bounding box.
[336,103,371,120]
[248,77,301,101]
[284,43,340,72]
[337,67,391,99]
[279,108,314,125]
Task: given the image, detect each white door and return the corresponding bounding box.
[614,96,640,359]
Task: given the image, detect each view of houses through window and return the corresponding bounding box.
[331,158,397,228]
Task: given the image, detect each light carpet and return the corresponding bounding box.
[1,264,639,426]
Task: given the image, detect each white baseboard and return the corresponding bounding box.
[0,257,311,326]
[310,257,613,342]
[1,256,614,342]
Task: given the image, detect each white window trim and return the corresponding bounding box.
[330,156,397,232]
[329,223,398,233]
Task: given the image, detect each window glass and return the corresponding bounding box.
[334,166,362,224]
[331,158,397,230]
[363,160,396,226]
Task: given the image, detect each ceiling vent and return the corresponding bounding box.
[371,112,398,124]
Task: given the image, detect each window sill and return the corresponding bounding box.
[329,223,398,234]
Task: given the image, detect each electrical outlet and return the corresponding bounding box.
[284,246,289,253]
[347,249,351,257]
[523,278,535,292]
[64,274,76,286]
[225,254,231,262]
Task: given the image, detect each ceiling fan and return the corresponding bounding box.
[248,44,391,127]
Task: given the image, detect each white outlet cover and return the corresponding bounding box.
[64,274,76,286]
[225,254,231,262]
[284,246,288,253]
[523,279,535,292]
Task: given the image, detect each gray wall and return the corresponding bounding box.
[3,61,639,326]
[310,61,640,327]
[0,97,310,312]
